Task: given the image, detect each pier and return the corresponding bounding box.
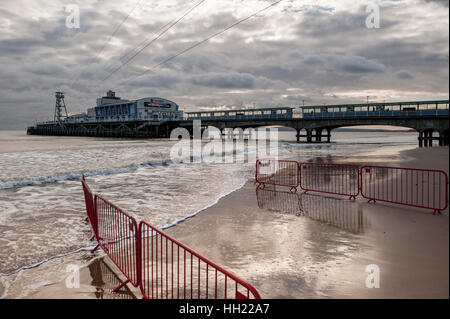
[183,100,449,147]
[27,99,449,147]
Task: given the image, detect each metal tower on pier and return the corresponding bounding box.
[54,91,68,124]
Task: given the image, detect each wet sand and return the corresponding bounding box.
[29,146,449,299]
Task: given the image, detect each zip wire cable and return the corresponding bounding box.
[136,0,284,78]
[69,0,144,87]
[100,0,208,83]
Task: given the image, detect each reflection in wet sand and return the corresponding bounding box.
[256,185,367,234]
[88,259,136,299]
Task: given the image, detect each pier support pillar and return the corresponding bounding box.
[296,129,301,143]
[315,129,322,143]
[326,128,331,143]
[427,130,434,147]
[306,129,312,143]
[165,125,171,138]
[418,131,424,147]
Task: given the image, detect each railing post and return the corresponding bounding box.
[136,220,142,292]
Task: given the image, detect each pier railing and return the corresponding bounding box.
[256,160,448,214]
[81,177,261,299]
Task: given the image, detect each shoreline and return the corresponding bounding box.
[26,146,449,298]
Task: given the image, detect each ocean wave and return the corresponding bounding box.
[0,160,174,190]
[0,141,270,190]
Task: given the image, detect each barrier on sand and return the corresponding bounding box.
[139,221,261,299]
[81,175,97,241]
[81,177,261,299]
[256,160,449,214]
[255,159,299,192]
[360,165,448,215]
[300,162,360,200]
[94,195,139,292]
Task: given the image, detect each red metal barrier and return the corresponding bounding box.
[300,162,360,199]
[95,195,139,292]
[81,177,261,298]
[256,159,299,192]
[139,221,261,299]
[256,160,449,214]
[81,174,98,241]
[360,165,449,214]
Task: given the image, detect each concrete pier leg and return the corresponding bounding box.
[306,129,312,143]
[316,129,322,143]
[418,131,423,147]
[438,131,443,146]
[444,131,450,146]
[326,128,331,143]
[296,129,300,143]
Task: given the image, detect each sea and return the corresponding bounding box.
[0,128,418,298]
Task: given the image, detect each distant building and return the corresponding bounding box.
[64,90,183,123]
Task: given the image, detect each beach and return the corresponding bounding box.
[27,145,449,299]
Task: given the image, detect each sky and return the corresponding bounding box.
[0,0,448,129]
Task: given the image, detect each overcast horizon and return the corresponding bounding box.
[0,0,448,129]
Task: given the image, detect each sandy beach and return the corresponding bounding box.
[29,146,449,299]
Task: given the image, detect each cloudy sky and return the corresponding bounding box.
[0,0,448,128]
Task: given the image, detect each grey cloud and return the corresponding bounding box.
[167,52,232,73]
[0,38,43,55]
[396,71,414,79]
[124,73,181,88]
[189,72,255,89]
[424,0,449,6]
[323,55,386,73]
[29,62,70,76]
[298,8,398,38]
[303,56,325,66]
[283,95,313,103]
